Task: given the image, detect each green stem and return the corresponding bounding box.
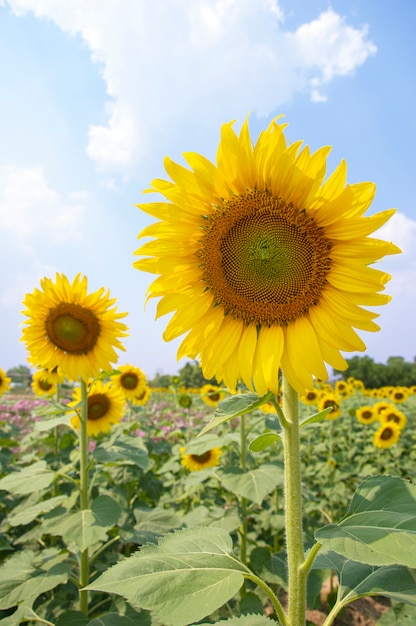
[239,414,248,567]
[244,573,288,626]
[79,378,90,616]
[282,372,305,626]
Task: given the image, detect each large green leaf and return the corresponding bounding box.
[183,433,235,455]
[8,495,66,527]
[315,476,416,567]
[93,435,150,469]
[198,392,274,436]
[86,527,249,626]
[43,496,121,551]
[217,463,283,505]
[313,550,416,620]
[0,550,70,610]
[0,460,55,495]
[376,602,416,625]
[249,547,287,587]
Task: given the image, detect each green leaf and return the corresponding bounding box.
[217,463,283,505]
[43,499,119,552]
[86,526,248,626]
[0,460,55,495]
[126,506,182,544]
[299,407,332,428]
[34,414,72,431]
[55,611,90,626]
[376,602,416,625]
[0,550,70,610]
[88,612,151,626]
[183,433,234,455]
[313,550,416,616]
[94,435,149,469]
[199,615,276,625]
[248,432,281,452]
[249,547,287,587]
[8,495,66,527]
[315,476,416,567]
[198,392,274,436]
[91,495,122,527]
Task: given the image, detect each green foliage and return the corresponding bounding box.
[177,360,217,388]
[87,527,249,626]
[315,476,416,567]
[335,355,416,388]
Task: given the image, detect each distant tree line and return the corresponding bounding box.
[334,356,416,389]
[149,360,217,389]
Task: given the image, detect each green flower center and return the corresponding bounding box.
[88,393,110,420]
[46,303,100,354]
[120,373,139,390]
[361,410,373,420]
[200,191,332,325]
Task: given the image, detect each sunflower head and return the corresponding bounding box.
[180,446,222,471]
[31,369,57,397]
[356,405,378,425]
[0,368,11,396]
[68,380,125,437]
[379,406,407,429]
[319,393,342,420]
[131,386,152,406]
[111,364,147,400]
[300,388,321,405]
[21,273,128,382]
[389,387,409,404]
[178,393,192,408]
[200,384,225,408]
[135,116,400,395]
[373,421,401,449]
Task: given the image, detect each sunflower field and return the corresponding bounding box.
[0,373,416,626]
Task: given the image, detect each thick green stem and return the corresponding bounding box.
[282,373,305,626]
[79,378,90,616]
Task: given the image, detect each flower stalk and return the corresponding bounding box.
[79,377,90,616]
[281,372,306,625]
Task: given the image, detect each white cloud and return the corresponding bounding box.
[0,165,86,248]
[375,211,416,296]
[6,1,376,173]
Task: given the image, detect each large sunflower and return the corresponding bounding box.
[21,273,128,382]
[0,368,11,396]
[134,117,400,394]
[68,380,125,437]
[111,364,147,400]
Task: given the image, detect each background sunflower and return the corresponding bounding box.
[68,380,125,437]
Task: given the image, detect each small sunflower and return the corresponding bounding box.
[68,380,125,437]
[21,273,128,382]
[379,406,407,430]
[389,387,409,403]
[318,393,342,420]
[31,369,57,397]
[200,384,225,408]
[42,366,66,385]
[132,386,152,406]
[178,393,192,408]
[373,421,401,449]
[373,400,391,416]
[180,446,222,471]
[111,364,147,400]
[0,368,11,396]
[300,388,321,405]
[335,380,353,398]
[134,117,399,394]
[356,405,378,424]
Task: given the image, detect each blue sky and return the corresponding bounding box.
[1,0,415,379]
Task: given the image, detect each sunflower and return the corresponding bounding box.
[68,380,125,436]
[379,406,407,430]
[356,405,378,425]
[21,273,128,382]
[31,369,57,397]
[200,384,225,408]
[0,368,11,396]
[389,387,409,403]
[180,446,222,471]
[318,393,342,420]
[111,364,147,400]
[300,388,321,405]
[373,421,401,449]
[178,393,192,408]
[134,117,399,394]
[42,366,66,385]
[335,380,353,398]
[131,386,152,406]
